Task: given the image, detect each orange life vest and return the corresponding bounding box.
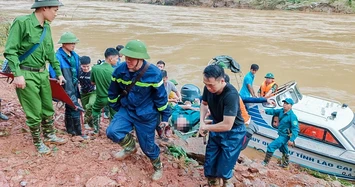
[260,81,277,97]
[239,98,250,124]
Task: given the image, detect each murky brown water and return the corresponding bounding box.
[1,0,354,158]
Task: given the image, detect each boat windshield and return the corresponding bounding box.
[341,117,355,149]
[294,85,303,100]
[276,88,299,106]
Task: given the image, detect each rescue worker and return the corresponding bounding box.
[106,39,170,181]
[3,0,67,154]
[78,56,96,129]
[199,65,246,187]
[258,73,278,98]
[156,60,165,70]
[239,64,259,99]
[161,70,181,103]
[114,44,124,67]
[262,98,299,168]
[49,32,83,137]
[90,48,118,135]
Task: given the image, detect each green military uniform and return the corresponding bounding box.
[90,62,115,133]
[3,0,66,154]
[81,91,96,125]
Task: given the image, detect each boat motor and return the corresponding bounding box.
[181,84,201,103]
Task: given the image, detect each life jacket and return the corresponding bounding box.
[239,98,250,124]
[260,81,277,97]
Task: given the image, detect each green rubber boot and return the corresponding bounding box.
[280,154,289,169]
[92,115,101,135]
[207,178,221,187]
[42,116,67,145]
[151,157,163,181]
[30,126,51,154]
[84,115,93,129]
[113,134,137,160]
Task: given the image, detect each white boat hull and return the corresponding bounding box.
[248,132,355,180]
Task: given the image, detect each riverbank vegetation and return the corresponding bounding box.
[97,0,355,13]
[301,168,355,186]
[0,15,10,65]
[248,0,354,13]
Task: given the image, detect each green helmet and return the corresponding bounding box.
[58,32,79,44]
[31,0,63,9]
[265,72,274,79]
[120,40,150,59]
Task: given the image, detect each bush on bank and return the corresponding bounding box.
[93,0,355,13]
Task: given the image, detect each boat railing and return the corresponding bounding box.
[293,108,328,121]
[273,81,296,96]
[307,95,342,106]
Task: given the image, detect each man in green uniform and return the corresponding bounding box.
[3,0,67,154]
[90,48,118,135]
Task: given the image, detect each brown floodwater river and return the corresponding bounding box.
[1,0,354,159]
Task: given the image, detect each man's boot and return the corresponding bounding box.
[92,115,101,135]
[207,178,221,187]
[65,115,75,135]
[279,154,289,169]
[222,179,233,187]
[261,152,273,166]
[0,113,8,120]
[42,116,67,145]
[29,126,50,154]
[84,114,93,129]
[151,157,163,181]
[0,99,8,120]
[278,154,286,166]
[72,117,83,136]
[113,134,137,160]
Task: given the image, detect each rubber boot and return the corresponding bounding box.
[84,114,93,129]
[207,178,221,187]
[72,117,83,136]
[29,126,50,154]
[65,115,75,135]
[72,117,89,139]
[113,134,137,160]
[280,154,289,169]
[0,113,8,120]
[151,157,163,181]
[222,179,233,187]
[0,99,8,120]
[278,154,286,166]
[42,116,67,145]
[103,106,109,119]
[261,152,273,166]
[92,115,101,135]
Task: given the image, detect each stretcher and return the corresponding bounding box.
[0,71,83,111]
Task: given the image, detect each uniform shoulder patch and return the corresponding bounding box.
[293,121,298,126]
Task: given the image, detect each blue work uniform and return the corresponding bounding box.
[106,60,170,160]
[265,108,299,154]
[202,84,246,180]
[49,47,81,117]
[239,71,254,99]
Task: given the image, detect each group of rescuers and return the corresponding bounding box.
[2,0,299,186]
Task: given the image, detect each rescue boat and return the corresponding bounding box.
[247,80,355,180]
[207,55,355,180]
